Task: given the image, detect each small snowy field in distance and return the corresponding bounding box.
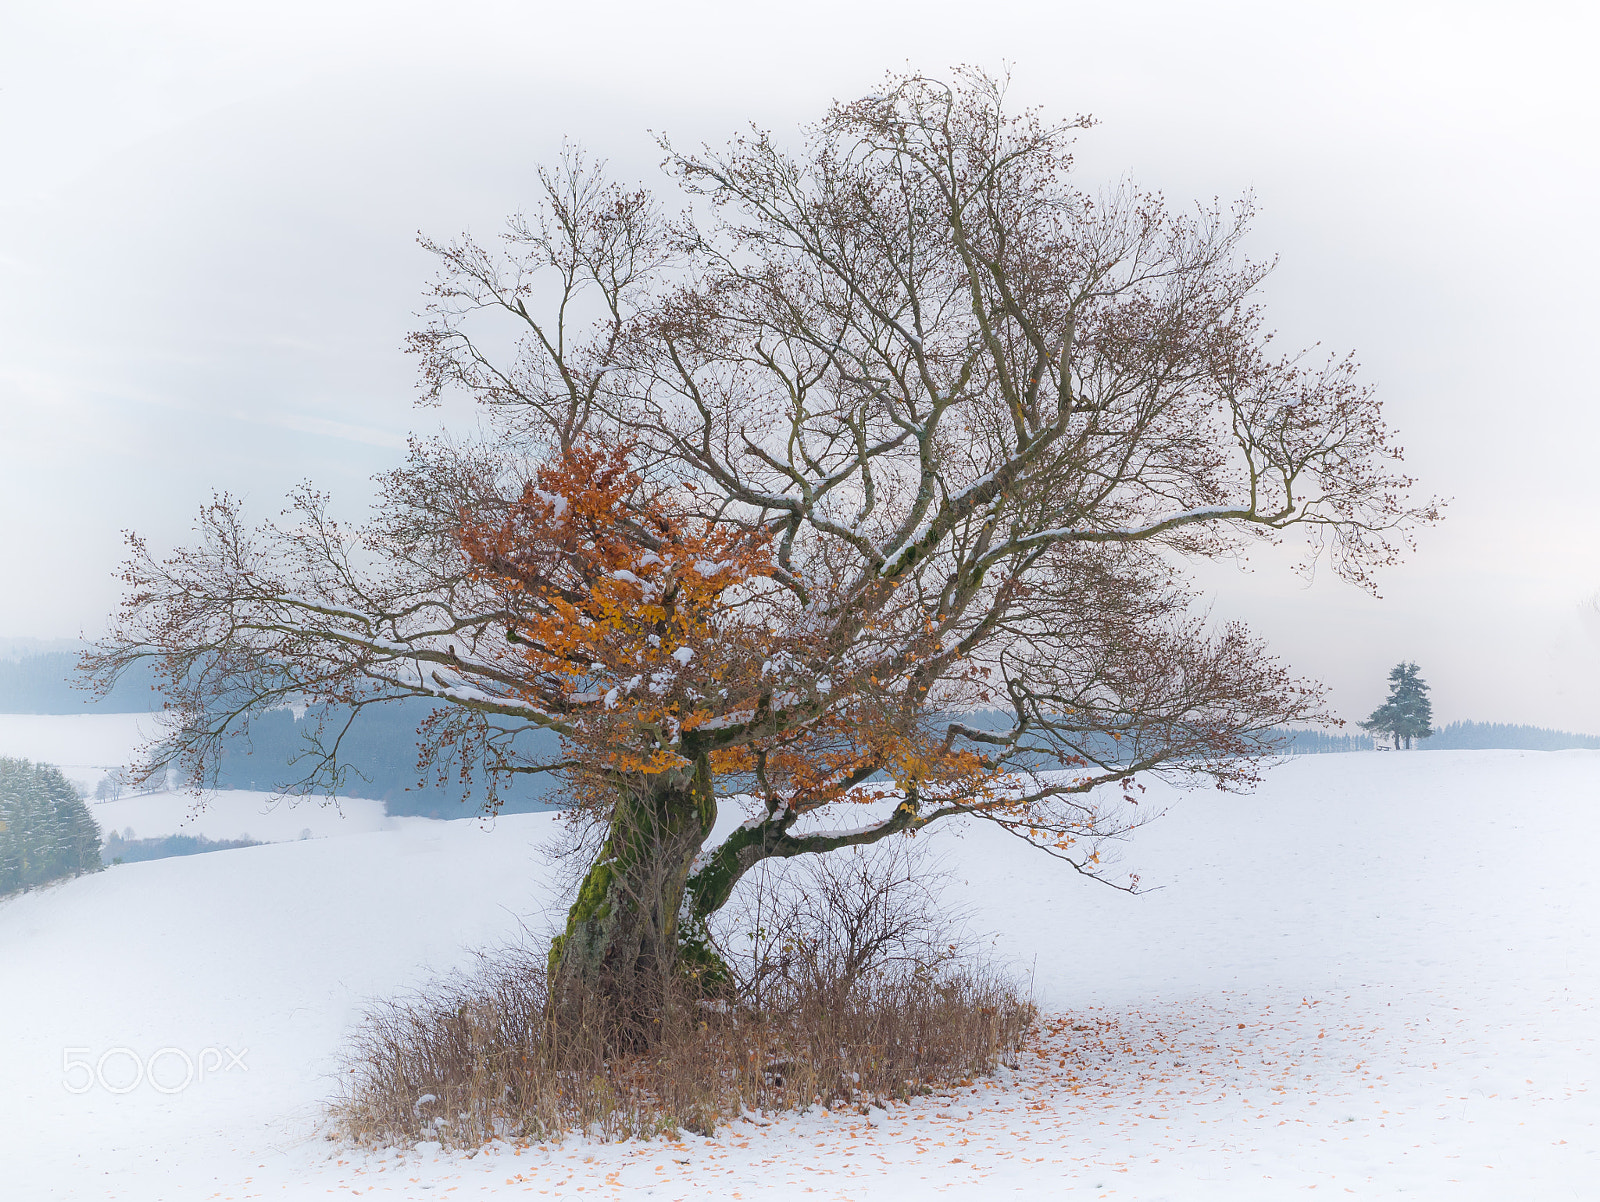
[0,712,157,785]
[0,711,392,842]
[0,737,1596,1199]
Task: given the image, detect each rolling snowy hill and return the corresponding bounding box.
[1,745,1596,1199]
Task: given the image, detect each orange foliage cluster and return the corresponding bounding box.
[461,442,1008,813]
[459,443,776,774]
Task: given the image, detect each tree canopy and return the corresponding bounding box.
[1360,662,1435,749]
[88,69,1438,1024]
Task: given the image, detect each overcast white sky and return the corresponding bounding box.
[2,0,1596,731]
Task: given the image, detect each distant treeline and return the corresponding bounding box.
[0,651,162,713]
[206,699,562,818]
[165,712,1600,811]
[0,650,560,816]
[1272,729,1376,754]
[7,649,1597,813]
[1418,721,1600,751]
[102,830,264,865]
[949,711,1600,758]
[1272,721,1600,754]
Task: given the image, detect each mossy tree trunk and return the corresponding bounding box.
[547,756,720,1045]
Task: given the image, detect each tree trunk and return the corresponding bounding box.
[547,757,719,1045]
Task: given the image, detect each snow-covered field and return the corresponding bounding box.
[1,730,1596,1199]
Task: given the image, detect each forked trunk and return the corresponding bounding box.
[547,757,719,1046]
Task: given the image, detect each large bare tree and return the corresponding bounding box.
[89,71,1437,1028]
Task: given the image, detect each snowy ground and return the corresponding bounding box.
[1,734,1596,1199]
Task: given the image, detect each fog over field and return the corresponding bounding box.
[1,1,1597,731]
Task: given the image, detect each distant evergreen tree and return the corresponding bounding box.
[0,758,103,896]
[1360,662,1434,749]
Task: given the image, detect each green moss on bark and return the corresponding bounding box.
[547,757,721,1027]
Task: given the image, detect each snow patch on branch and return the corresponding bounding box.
[274,594,379,625]
[532,489,569,519]
[799,819,894,842]
[881,508,939,573]
[697,709,754,731]
[1035,505,1251,543]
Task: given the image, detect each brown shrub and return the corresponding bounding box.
[332,842,1033,1147]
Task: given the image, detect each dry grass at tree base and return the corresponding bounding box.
[333,947,1032,1147]
[333,844,1034,1147]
